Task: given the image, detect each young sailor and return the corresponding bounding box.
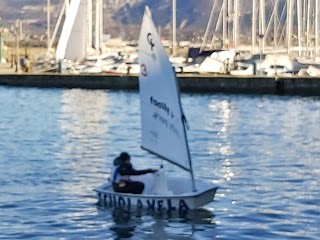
[112,152,157,194]
[109,154,122,182]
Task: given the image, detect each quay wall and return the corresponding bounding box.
[0,73,320,95]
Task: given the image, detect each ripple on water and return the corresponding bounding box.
[0,89,320,239]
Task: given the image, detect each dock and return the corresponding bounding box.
[1,63,320,95]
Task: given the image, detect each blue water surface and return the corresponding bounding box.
[0,86,319,239]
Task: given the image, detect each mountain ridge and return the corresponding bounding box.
[0,0,286,40]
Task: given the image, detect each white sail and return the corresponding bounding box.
[138,7,191,172]
[94,7,218,209]
[56,0,87,61]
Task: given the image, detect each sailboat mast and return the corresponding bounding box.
[172,0,177,56]
[174,76,196,192]
[181,110,196,192]
[274,0,279,50]
[95,0,100,54]
[212,3,223,47]
[315,0,319,56]
[297,0,302,56]
[223,0,227,48]
[99,0,104,50]
[260,0,265,53]
[307,0,310,57]
[47,0,50,52]
[65,0,69,15]
[200,0,216,53]
[47,0,67,56]
[252,0,257,53]
[87,0,93,49]
[287,0,293,55]
[227,0,232,49]
[233,0,239,50]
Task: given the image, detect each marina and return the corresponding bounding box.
[2,0,320,96]
[1,1,320,239]
[1,70,320,95]
[3,1,320,78]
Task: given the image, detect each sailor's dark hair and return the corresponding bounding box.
[119,152,130,161]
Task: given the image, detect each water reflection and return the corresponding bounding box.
[207,98,234,182]
[100,206,217,239]
[57,89,110,195]
[110,208,136,239]
[59,89,109,142]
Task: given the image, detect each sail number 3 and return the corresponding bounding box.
[141,64,147,76]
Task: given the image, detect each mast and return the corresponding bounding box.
[47,0,50,52]
[47,0,67,56]
[95,0,100,54]
[287,0,293,55]
[259,0,265,54]
[252,0,257,53]
[182,117,196,192]
[303,0,307,56]
[172,0,177,56]
[316,0,319,56]
[200,0,216,53]
[100,0,104,52]
[274,0,279,50]
[307,0,311,57]
[223,0,228,48]
[87,0,93,50]
[211,3,223,47]
[258,0,263,69]
[65,0,70,16]
[297,0,302,56]
[227,0,232,49]
[233,0,239,50]
[175,79,196,192]
[0,19,2,63]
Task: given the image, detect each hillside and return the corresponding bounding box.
[0,0,286,40]
[0,0,61,32]
[114,0,283,27]
[113,0,283,40]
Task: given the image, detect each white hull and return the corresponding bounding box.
[306,65,320,77]
[94,176,218,211]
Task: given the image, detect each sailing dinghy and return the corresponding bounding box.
[94,7,218,211]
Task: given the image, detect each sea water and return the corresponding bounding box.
[0,86,319,239]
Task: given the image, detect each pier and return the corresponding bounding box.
[0,69,320,96]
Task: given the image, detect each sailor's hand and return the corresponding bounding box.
[148,169,158,173]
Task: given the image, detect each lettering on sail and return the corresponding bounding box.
[150,96,171,116]
[150,96,180,138]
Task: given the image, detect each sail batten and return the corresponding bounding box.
[138,7,192,174]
